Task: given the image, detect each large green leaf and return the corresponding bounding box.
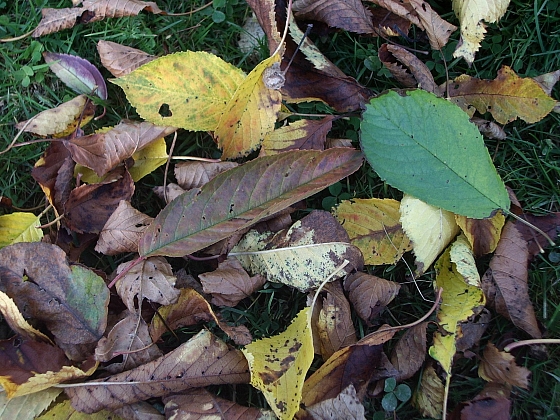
[139,149,363,257]
[361,89,510,218]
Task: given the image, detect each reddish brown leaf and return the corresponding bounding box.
[245,0,283,54]
[174,161,238,191]
[370,7,412,38]
[449,382,512,420]
[406,0,457,49]
[65,330,250,413]
[293,0,375,34]
[478,343,531,389]
[390,322,427,381]
[97,40,155,78]
[514,213,560,257]
[112,402,165,420]
[487,222,542,338]
[456,308,491,353]
[261,116,335,155]
[64,168,135,234]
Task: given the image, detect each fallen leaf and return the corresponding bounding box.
[97,40,155,78]
[174,161,238,191]
[243,307,314,420]
[390,322,428,381]
[0,291,52,343]
[0,388,62,420]
[455,211,505,257]
[450,234,481,287]
[305,384,366,420]
[334,197,411,265]
[36,398,124,420]
[470,117,507,140]
[456,308,491,353]
[65,330,250,413]
[514,212,560,257]
[261,116,334,155]
[412,363,444,418]
[95,201,153,256]
[293,0,375,34]
[115,257,179,313]
[449,394,511,420]
[400,195,460,274]
[343,272,400,324]
[452,0,511,64]
[447,66,556,124]
[111,402,163,420]
[163,388,274,420]
[0,242,109,361]
[152,183,185,204]
[488,221,541,338]
[0,212,43,249]
[246,0,283,54]
[478,343,530,389]
[406,0,457,49]
[198,258,266,307]
[139,149,363,258]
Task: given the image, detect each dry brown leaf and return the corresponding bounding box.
[95,200,153,255]
[470,117,507,140]
[316,282,357,360]
[245,0,282,55]
[293,0,375,34]
[390,322,427,381]
[455,211,505,257]
[378,44,437,92]
[115,257,179,313]
[32,7,86,37]
[261,116,335,155]
[412,363,444,418]
[370,7,412,38]
[163,388,274,419]
[305,384,366,420]
[198,258,266,307]
[97,40,155,78]
[488,222,542,338]
[344,272,400,324]
[515,213,560,258]
[456,308,491,353]
[95,310,162,374]
[174,161,238,191]
[406,0,457,49]
[65,330,250,413]
[152,183,185,204]
[0,290,52,343]
[478,343,530,389]
[111,402,164,420]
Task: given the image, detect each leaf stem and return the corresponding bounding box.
[504,338,560,352]
[107,256,146,289]
[505,210,555,246]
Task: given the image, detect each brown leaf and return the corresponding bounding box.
[153,183,185,204]
[293,0,375,34]
[479,343,530,389]
[115,257,180,313]
[456,211,506,257]
[174,161,238,191]
[95,200,153,255]
[449,383,511,420]
[378,44,437,92]
[65,330,250,413]
[112,402,164,420]
[344,272,400,324]
[261,116,335,155]
[370,7,412,38]
[390,322,427,381]
[97,40,155,78]
[488,222,542,338]
[456,308,491,353]
[163,388,273,419]
[316,282,357,360]
[305,384,366,420]
[412,363,444,418]
[199,258,266,307]
[95,310,162,374]
[470,117,507,140]
[514,212,560,258]
[246,0,283,56]
[405,0,457,49]
[32,7,86,37]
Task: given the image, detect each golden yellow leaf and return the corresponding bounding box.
[0,291,52,343]
[0,212,43,249]
[452,0,511,64]
[215,54,283,159]
[334,198,411,265]
[242,307,314,420]
[413,364,444,418]
[400,195,459,273]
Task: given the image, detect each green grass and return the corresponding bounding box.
[1,0,559,418]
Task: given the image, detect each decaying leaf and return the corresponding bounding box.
[97,40,155,78]
[334,197,411,265]
[199,258,266,307]
[0,212,43,249]
[96,201,153,255]
[449,382,512,420]
[412,363,444,418]
[174,161,238,191]
[261,116,334,155]
[455,211,505,257]
[0,291,52,343]
[390,322,428,382]
[450,234,481,287]
[115,257,179,313]
[293,0,375,34]
[471,117,507,140]
[478,343,530,389]
[514,212,560,257]
[37,398,124,420]
[456,308,492,353]
[305,384,366,420]
[242,308,314,420]
[0,388,62,420]
[65,330,250,413]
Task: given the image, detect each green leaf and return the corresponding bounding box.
[0,212,43,249]
[361,89,510,218]
[384,377,396,392]
[139,149,363,257]
[382,392,398,412]
[394,384,412,402]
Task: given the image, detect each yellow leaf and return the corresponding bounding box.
[452,0,511,64]
[334,198,411,265]
[400,195,459,273]
[413,364,444,418]
[0,388,62,420]
[0,291,52,343]
[215,54,282,159]
[0,213,43,249]
[112,51,246,131]
[450,234,480,287]
[36,398,123,420]
[242,307,314,420]
[455,211,505,256]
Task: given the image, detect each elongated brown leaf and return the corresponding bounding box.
[293,0,375,34]
[390,322,427,381]
[139,149,363,258]
[174,161,238,191]
[65,330,250,413]
[97,40,155,78]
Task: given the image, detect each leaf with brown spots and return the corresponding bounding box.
[478,343,530,389]
[97,40,155,78]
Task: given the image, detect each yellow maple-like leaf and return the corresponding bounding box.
[242,307,314,420]
[452,0,511,64]
[112,51,246,131]
[400,195,459,274]
[334,198,411,265]
[0,212,43,249]
[448,66,557,124]
[215,54,283,159]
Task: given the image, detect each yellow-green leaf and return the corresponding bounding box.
[112,51,246,131]
[215,54,282,159]
[0,213,43,249]
[450,234,480,287]
[242,307,314,420]
[334,198,411,265]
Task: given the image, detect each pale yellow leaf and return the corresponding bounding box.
[0,212,43,249]
[0,387,61,420]
[450,234,480,287]
[128,137,168,181]
[0,291,52,343]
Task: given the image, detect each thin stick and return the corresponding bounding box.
[310,260,350,315]
[0,118,35,156]
[272,0,292,58]
[0,29,33,42]
[171,156,221,162]
[506,210,555,246]
[504,338,560,352]
[163,132,178,203]
[107,256,146,289]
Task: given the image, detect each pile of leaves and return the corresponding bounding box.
[0,0,559,419]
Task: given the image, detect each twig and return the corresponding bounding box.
[107,256,146,289]
[504,338,560,352]
[0,29,33,42]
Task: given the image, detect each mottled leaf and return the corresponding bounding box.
[0,212,43,249]
[261,116,334,155]
[97,40,155,78]
[478,343,530,389]
[455,211,505,257]
[305,384,365,420]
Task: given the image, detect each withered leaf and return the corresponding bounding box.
[64,167,134,234]
[174,161,238,191]
[305,384,366,420]
[163,388,274,420]
[153,183,185,204]
[412,363,444,418]
[406,0,457,49]
[514,212,560,257]
[95,200,153,255]
[97,40,155,78]
[111,402,164,420]
[199,258,266,307]
[455,211,506,257]
[344,272,400,324]
[471,117,507,140]
[65,330,250,413]
[115,257,179,313]
[246,0,283,56]
[449,395,511,420]
[0,291,52,343]
[456,308,492,354]
[488,222,542,338]
[261,116,334,155]
[478,343,530,389]
[293,0,375,34]
[390,322,427,381]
